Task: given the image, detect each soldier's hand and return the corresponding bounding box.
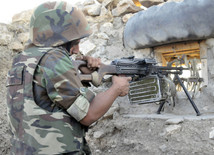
[112,76,132,97]
[76,55,101,70]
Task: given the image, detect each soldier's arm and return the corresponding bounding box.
[80,76,131,126]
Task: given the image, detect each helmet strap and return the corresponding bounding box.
[66,41,72,54]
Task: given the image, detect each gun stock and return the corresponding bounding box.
[72,60,117,87]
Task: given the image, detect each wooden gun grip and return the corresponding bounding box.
[72,60,117,87]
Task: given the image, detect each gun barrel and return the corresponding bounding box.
[156,66,186,70]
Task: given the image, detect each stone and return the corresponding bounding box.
[205,38,214,48]
[0,48,13,77]
[113,120,127,131]
[11,22,29,33]
[0,24,14,45]
[93,38,108,47]
[79,40,96,55]
[113,17,123,29]
[96,33,109,40]
[159,144,167,152]
[85,4,102,16]
[105,45,124,60]
[9,42,23,51]
[134,48,152,58]
[82,0,95,6]
[103,107,118,118]
[209,127,214,140]
[112,0,121,7]
[99,23,113,35]
[95,149,102,154]
[113,111,120,120]
[75,2,87,15]
[102,0,120,8]
[167,0,183,2]
[17,32,29,43]
[103,102,119,118]
[165,125,181,135]
[165,118,184,125]
[85,16,95,25]
[122,13,135,23]
[100,6,109,16]
[208,66,214,78]
[97,0,104,3]
[113,0,143,16]
[12,9,34,23]
[93,130,105,139]
[123,138,143,145]
[90,23,99,35]
[103,0,112,8]
[112,8,119,17]
[139,0,164,8]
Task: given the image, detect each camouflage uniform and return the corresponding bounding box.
[6,1,94,155]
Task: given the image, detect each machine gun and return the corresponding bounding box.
[72,56,201,116]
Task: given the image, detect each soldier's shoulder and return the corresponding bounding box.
[47,47,69,56]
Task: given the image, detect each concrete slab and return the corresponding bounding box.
[123,113,214,121]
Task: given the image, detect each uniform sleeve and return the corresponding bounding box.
[34,48,95,121]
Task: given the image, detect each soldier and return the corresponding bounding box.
[6,1,131,155]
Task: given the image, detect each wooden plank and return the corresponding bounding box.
[162,50,200,57]
[201,59,208,86]
[161,48,199,54]
[154,41,200,53]
[133,0,142,6]
[161,53,167,66]
[155,52,162,63]
[200,41,207,59]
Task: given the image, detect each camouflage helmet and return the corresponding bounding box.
[29,1,92,47]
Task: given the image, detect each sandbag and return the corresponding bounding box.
[124,0,214,49]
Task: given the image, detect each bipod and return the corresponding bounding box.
[157,74,201,116]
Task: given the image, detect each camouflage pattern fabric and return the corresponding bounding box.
[33,47,95,121]
[30,1,92,47]
[6,46,94,154]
